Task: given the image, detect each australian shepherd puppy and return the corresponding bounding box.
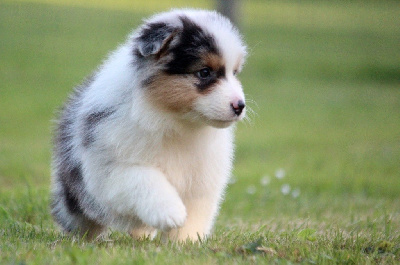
[51,9,247,241]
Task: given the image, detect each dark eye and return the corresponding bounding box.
[233,69,238,76]
[196,68,211,79]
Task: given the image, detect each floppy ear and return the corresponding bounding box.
[136,22,178,57]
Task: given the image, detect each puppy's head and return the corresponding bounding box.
[133,9,247,128]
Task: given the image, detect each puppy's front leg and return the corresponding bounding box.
[102,166,187,231]
[163,196,220,242]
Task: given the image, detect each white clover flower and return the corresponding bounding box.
[275,168,286,179]
[246,185,256,195]
[280,184,291,195]
[291,188,301,198]
[260,175,271,186]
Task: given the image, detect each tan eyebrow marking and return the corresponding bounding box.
[202,53,224,71]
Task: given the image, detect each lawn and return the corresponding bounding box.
[1,0,399,264]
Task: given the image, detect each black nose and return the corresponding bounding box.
[231,100,245,116]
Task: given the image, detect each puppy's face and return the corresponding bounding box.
[135,11,247,128]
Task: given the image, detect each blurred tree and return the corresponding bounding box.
[216,0,241,27]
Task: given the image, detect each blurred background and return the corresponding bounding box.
[0,0,399,228]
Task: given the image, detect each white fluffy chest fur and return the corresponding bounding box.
[154,127,233,199]
[91,113,234,199]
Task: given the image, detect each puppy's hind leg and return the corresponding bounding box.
[129,227,157,240]
[51,181,104,240]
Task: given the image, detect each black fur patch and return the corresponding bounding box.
[136,22,176,57]
[196,66,226,91]
[64,183,82,214]
[195,77,219,91]
[59,164,84,215]
[83,108,116,147]
[165,16,220,75]
[216,67,226,79]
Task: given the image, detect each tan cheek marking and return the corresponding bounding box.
[145,73,199,113]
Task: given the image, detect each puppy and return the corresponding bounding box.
[51,9,247,241]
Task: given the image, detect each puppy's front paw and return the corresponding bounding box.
[143,197,187,231]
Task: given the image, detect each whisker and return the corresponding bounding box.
[241,104,257,127]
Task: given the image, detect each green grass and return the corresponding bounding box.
[1,0,399,264]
